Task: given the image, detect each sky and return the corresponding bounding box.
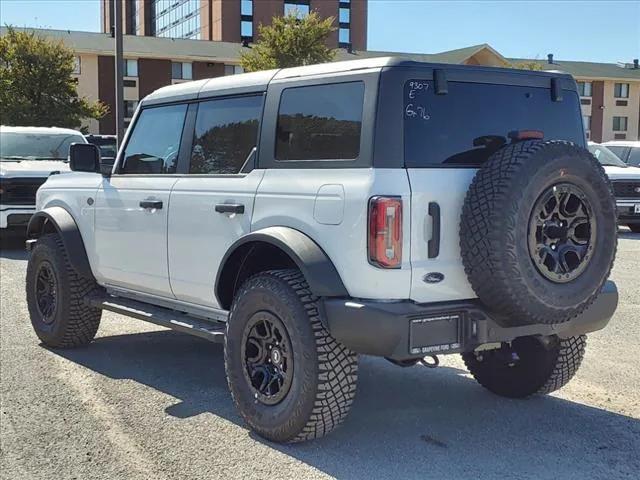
[0,0,639,63]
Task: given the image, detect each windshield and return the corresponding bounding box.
[0,132,85,161]
[588,144,628,167]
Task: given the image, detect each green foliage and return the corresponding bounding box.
[240,11,336,72]
[0,27,107,129]
[510,60,544,71]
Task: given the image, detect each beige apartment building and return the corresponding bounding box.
[1,26,638,140]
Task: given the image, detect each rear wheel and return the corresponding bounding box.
[462,335,586,398]
[26,234,102,348]
[224,269,358,443]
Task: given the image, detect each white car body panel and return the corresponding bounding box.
[94,176,179,297]
[252,168,413,301]
[168,169,266,308]
[36,172,102,266]
[602,165,640,181]
[407,168,477,303]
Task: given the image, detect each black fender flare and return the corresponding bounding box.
[215,226,348,308]
[26,207,95,279]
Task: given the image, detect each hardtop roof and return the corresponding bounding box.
[140,56,576,106]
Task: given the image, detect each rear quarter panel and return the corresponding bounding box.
[252,168,412,300]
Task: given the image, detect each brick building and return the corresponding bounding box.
[101,0,367,50]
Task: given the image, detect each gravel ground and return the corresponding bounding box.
[1,229,639,480]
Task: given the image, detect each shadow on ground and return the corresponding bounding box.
[52,330,640,480]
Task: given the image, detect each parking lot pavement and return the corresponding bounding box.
[1,230,639,480]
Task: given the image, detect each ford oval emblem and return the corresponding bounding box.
[423,272,445,284]
[635,186,640,193]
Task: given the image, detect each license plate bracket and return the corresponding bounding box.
[409,313,462,355]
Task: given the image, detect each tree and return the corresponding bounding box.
[240,11,336,72]
[510,60,544,71]
[0,27,107,130]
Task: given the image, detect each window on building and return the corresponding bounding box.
[172,62,193,80]
[124,100,138,118]
[339,0,351,48]
[124,59,138,77]
[241,0,253,41]
[241,0,253,16]
[614,83,629,98]
[189,95,263,174]
[276,82,364,161]
[284,1,310,18]
[583,115,591,131]
[224,65,244,76]
[339,7,350,23]
[577,81,592,97]
[151,0,201,40]
[72,56,81,75]
[613,116,628,131]
[339,28,350,45]
[121,104,188,174]
[241,21,253,39]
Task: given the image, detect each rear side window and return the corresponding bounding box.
[121,104,187,174]
[190,95,263,174]
[276,82,364,161]
[404,81,584,167]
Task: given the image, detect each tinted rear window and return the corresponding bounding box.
[276,82,364,161]
[404,80,584,167]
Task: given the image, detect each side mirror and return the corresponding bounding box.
[69,143,101,173]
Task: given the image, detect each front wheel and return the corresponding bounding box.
[462,335,586,398]
[26,234,102,348]
[224,269,358,443]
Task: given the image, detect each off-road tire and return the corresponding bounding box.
[26,234,102,347]
[460,140,617,326]
[628,224,640,233]
[224,269,358,443]
[462,335,586,398]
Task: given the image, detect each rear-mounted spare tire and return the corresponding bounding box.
[460,140,617,326]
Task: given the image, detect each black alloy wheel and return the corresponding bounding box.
[35,260,58,324]
[528,182,596,283]
[241,312,294,406]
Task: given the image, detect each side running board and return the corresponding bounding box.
[88,294,226,343]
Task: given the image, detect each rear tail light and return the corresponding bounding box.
[368,196,402,269]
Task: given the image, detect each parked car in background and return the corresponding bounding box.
[0,126,86,232]
[603,140,640,167]
[85,134,117,172]
[589,142,640,232]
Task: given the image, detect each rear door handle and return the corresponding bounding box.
[139,200,163,209]
[428,202,440,258]
[215,203,245,214]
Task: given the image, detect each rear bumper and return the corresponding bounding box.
[323,281,618,361]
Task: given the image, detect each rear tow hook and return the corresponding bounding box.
[420,355,440,368]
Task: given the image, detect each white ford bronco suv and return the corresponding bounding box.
[25,58,618,443]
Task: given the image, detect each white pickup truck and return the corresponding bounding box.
[0,126,85,231]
